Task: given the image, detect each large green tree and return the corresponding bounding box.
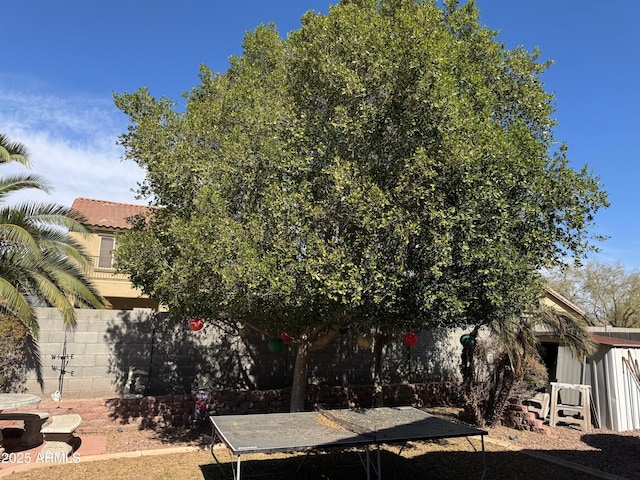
[0,134,108,337]
[114,0,607,411]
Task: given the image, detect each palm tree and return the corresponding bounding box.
[461,302,596,427]
[0,134,108,337]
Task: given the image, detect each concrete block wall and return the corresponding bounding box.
[24,307,464,400]
[26,307,239,399]
[27,307,129,399]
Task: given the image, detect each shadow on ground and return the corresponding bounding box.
[197,447,608,480]
[148,419,213,446]
[523,432,640,480]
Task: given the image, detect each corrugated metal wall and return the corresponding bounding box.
[554,328,640,432]
[581,346,640,431]
[605,348,640,431]
[555,346,584,405]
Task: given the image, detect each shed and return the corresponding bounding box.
[584,334,640,432]
[553,329,640,432]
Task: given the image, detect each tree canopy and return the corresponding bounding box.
[114,0,607,408]
[546,261,640,327]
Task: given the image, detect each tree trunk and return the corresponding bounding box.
[290,340,310,412]
[373,331,393,407]
[289,323,340,413]
[461,342,484,426]
[373,338,384,408]
[485,354,517,427]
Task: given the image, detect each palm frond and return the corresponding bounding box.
[26,248,106,310]
[0,224,41,259]
[0,278,38,335]
[532,305,597,359]
[50,268,106,310]
[30,272,77,329]
[2,202,87,231]
[0,134,30,166]
[0,175,51,201]
[39,237,93,270]
[0,158,109,336]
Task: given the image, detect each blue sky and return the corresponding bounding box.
[1,1,639,269]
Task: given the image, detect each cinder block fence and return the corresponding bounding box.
[25,308,464,401]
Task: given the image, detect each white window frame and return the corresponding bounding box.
[98,236,116,269]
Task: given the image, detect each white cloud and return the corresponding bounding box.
[0,81,147,207]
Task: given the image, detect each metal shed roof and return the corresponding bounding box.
[592,334,640,347]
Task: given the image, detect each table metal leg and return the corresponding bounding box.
[360,445,382,480]
[210,427,239,480]
[366,447,370,480]
[464,434,488,480]
[480,436,486,480]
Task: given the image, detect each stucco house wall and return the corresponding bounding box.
[69,197,158,311]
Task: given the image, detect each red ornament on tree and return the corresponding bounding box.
[403,332,418,347]
[280,331,293,343]
[189,318,204,332]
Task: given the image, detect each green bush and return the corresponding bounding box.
[0,313,30,393]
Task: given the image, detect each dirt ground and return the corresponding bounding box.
[3,407,639,479]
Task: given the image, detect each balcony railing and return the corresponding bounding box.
[86,256,131,281]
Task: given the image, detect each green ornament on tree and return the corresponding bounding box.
[268,337,285,353]
[460,334,476,348]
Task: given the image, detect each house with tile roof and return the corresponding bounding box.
[70,197,159,310]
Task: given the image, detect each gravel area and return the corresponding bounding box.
[77,421,210,453]
[487,422,640,479]
[426,407,640,480]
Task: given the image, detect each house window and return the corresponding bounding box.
[98,236,115,269]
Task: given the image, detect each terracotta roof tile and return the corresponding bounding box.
[70,197,150,230]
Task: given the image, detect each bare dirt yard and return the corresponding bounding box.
[2,407,639,480]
